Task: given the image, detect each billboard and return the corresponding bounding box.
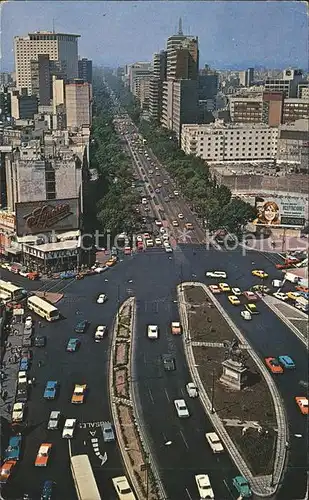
[16,198,79,236]
[254,197,306,228]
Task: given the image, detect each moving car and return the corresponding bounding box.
[164,244,173,253]
[101,421,115,442]
[0,460,16,484]
[218,283,230,292]
[62,418,77,438]
[251,284,270,293]
[41,480,54,500]
[162,354,175,371]
[71,384,87,404]
[245,303,259,314]
[24,316,33,329]
[155,237,162,245]
[75,320,89,334]
[97,293,107,304]
[174,399,190,418]
[232,476,252,498]
[19,357,29,371]
[243,291,258,301]
[205,271,227,278]
[105,257,117,267]
[21,348,32,360]
[34,336,46,348]
[231,287,241,296]
[66,338,80,352]
[286,291,301,300]
[47,410,61,430]
[112,476,136,500]
[16,384,28,403]
[147,325,158,339]
[35,443,52,467]
[18,371,27,385]
[252,269,268,279]
[209,285,221,294]
[171,321,182,335]
[195,474,214,499]
[94,325,107,342]
[5,435,22,461]
[240,310,252,321]
[172,220,179,227]
[265,357,284,374]
[278,355,295,369]
[228,295,240,305]
[273,292,288,301]
[12,402,25,424]
[295,396,308,415]
[205,432,224,453]
[186,382,198,398]
[174,190,179,196]
[185,222,193,230]
[178,213,184,219]
[146,239,154,247]
[44,381,58,400]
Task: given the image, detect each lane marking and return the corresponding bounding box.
[179,430,189,449]
[148,388,154,404]
[185,488,193,499]
[164,388,170,402]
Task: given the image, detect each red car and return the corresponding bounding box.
[265,357,283,374]
[243,291,258,301]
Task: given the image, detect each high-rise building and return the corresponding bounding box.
[229,92,284,127]
[14,31,80,93]
[65,80,92,129]
[10,90,38,120]
[239,68,254,87]
[132,69,153,109]
[30,54,51,106]
[78,58,92,84]
[0,87,12,122]
[265,68,304,98]
[149,51,167,122]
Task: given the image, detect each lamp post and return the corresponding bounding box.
[210,369,215,414]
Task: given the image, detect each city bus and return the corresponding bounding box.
[0,280,26,302]
[27,296,60,321]
[71,454,101,500]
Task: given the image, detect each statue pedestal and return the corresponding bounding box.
[220,358,247,390]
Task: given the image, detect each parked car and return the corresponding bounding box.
[232,476,252,498]
[62,418,77,439]
[112,476,136,500]
[43,381,58,400]
[35,443,52,467]
[66,338,80,353]
[101,421,115,442]
[75,320,89,334]
[47,410,61,430]
[186,382,198,398]
[205,432,224,453]
[41,480,54,500]
[0,460,16,484]
[4,435,22,461]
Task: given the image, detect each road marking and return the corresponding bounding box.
[223,479,235,498]
[148,388,154,404]
[164,388,170,402]
[179,430,189,449]
[185,488,193,499]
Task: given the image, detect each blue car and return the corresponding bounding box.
[60,271,76,279]
[75,320,89,334]
[5,435,22,461]
[43,381,58,400]
[41,480,54,500]
[66,338,80,353]
[19,357,29,371]
[278,355,295,369]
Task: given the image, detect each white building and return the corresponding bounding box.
[181,120,278,163]
[65,81,92,129]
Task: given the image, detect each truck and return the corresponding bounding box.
[284,271,300,284]
[295,296,308,312]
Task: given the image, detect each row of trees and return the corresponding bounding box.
[104,71,256,236]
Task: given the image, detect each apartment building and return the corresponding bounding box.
[282,98,309,124]
[181,121,278,163]
[14,31,79,93]
[132,69,153,109]
[238,68,254,87]
[277,119,309,169]
[229,91,286,127]
[65,80,92,129]
[149,51,167,121]
[78,58,92,84]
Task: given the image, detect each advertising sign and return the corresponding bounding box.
[0,211,15,232]
[16,198,79,236]
[254,197,306,228]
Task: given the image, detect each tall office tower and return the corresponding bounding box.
[149,51,167,121]
[14,31,80,94]
[161,19,199,140]
[239,67,254,87]
[78,58,92,84]
[265,68,304,98]
[65,80,92,129]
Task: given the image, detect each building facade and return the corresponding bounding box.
[10,91,38,120]
[78,58,92,84]
[264,68,304,98]
[149,51,167,121]
[65,81,92,129]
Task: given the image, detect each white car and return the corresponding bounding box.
[165,245,173,253]
[112,476,136,500]
[47,410,61,430]
[147,325,159,339]
[146,239,154,247]
[97,293,107,304]
[25,316,33,328]
[195,474,214,499]
[178,213,184,219]
[273,292,289,301]
[95,325,107,342]
[62,418,77,439]
[136,235,143,242]
[240,310,252,320]
[155,238,162,245]
[172,220,179,227]
[155,220,162,227]
[205,271,227,278]
[18,371,27,385]
[12,402,25,423]
[186,382,198,398]
[94,267,107,274]
[231,287,241,296]
[162,234,169,242]
[174,190,179,196]
[205,432,224,453]
[174,399,190,418]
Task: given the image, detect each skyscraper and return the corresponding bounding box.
[78,58,93,84]
[14,31,80,94]
[149,51,167,121]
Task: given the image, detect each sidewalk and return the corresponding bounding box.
[262,295,308,346]
[34,291,64,304]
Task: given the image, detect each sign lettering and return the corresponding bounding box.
[24,203,72,230]
[79,421,105,429]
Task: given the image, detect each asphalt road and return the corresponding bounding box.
[1,243,308,500]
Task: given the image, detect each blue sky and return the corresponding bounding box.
[1,1,308,71]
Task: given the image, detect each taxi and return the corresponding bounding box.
[105,257,117,267]
[35,443,52,467]
[228,295,240,305]
[218,283,231,292]
[0,460,16,484]
[296,285,309,293]
[171,322,182,335]
[295,396,308,415]
[245,303,259,314]
[265,357,283,374]
[209,285,221,294]
[287,291,301,300]
[252,270,268,279]
[71,384,87,404]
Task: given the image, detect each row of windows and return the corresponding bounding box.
[203,152,274,158]
[198,146,275,152]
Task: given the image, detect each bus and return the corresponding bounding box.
[27,296,60,321]
[0,280,26,302]
[71,455,101,500]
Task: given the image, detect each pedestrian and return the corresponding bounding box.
[38,360,42,368]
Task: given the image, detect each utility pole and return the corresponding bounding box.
[211,369,215,413]
[146,452,149,500]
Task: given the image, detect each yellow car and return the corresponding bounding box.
[228,295,240,305]
[252,270,268,279]
[71,384,87,404]
[287,291,301,300]
[219,283,231,292]
[245,303,259,314]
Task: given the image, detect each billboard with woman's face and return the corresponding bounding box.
[254,197,306,227]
